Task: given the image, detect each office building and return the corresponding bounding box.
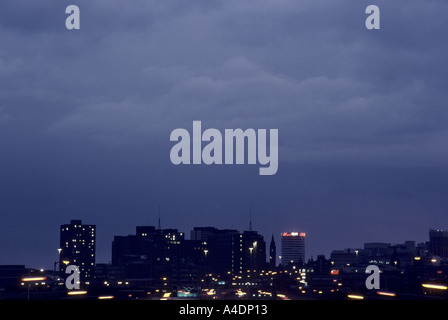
[241,230,266,272]
[204,229,241,275]
[191,227,220,242]
[429,229,448,259]
[281,232,305,266]
[59,219,96,283]
[191,227,266,275]
[112,226,204,288]
[330,248,363,268]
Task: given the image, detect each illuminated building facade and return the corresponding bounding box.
[281,232,305,266]
[59,219,96,282]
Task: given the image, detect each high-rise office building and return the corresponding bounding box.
[281,232,305,266]
[204,228,241,276]
[111,226,203,287]
[191,227,266,275]
[59,219,96,283]
[191,227,220,242]
[429,229,448,258]
[112,226,186,267]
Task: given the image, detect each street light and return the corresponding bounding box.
[249,247,254,272]
[54,248,63,285]
[203,250,208,282]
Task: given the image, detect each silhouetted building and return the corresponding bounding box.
[0,265,28,293]
[365,241,416,268]
[191,227,220,242]
[429,229,448,259]
[330,248,363,268]
[269,235,276,269]
[307,255,336,293]
[281,232,305,266]
[112,226,203,288]
[331,241,417,271]
[206,229,241,275]
[241,230,266,272]
[59,219,96,283]
[191,227,266,275]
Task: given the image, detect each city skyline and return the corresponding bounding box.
[1,214,441,272]
[1,218,447,301]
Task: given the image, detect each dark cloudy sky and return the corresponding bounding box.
[1,0,448,269]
